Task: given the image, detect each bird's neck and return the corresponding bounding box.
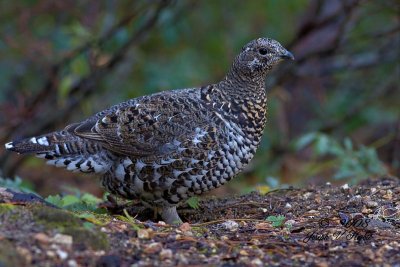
[218,65,267,105]
[215,67,268,141]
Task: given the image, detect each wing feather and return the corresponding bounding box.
[65,92,219,157]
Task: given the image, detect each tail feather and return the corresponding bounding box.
[5,132,113,174]
[6,135,56,154]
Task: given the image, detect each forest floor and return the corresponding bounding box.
[0,176,399,266]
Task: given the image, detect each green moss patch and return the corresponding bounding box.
[31,205,81,229]
[63,227,109,250]
[0,203,15,215]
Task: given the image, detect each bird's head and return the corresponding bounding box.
[234,37,294,75]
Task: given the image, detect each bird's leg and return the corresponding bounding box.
[160,206,183,225]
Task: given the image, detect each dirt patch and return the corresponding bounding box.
[1,176,399,266]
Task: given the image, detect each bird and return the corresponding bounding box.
[5,37,294,224]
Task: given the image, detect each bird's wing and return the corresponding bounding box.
[66,92,219,157]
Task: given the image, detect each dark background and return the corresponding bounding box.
[0,0,399,197]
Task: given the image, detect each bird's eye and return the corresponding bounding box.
[258,48,269,55]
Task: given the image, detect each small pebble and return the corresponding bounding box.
[46,250,56,258]
[251,258,263,266]
[159,249,173,260]
[366,201,378,208]
[341,184,349,190]
[239,250,248,256]
[221,220,239,231]
[220,235,229,241]
[68,259,78,267]
[179,222,191,232]
[56,249,68,260]
[16,247,32,264]
[285,219,296,228]
[382,190,393,200]
[137,229,150,239]
[34,233,50,244]
[144,242,163,254]
[52,234,73,247]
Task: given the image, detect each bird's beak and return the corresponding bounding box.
[280,50,295,60]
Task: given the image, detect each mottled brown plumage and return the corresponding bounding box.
[5,38,294,224]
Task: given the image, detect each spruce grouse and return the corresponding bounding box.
[5,38,294,224]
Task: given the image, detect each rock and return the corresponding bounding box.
[68,259,78,267]
[56,249,68,260]
[34,233,50,244]
[16,246,32,264]
[251,258,263,266]
[221,220,239,231]
[366,201,378,208]
[52,234,73,247]
[239,250,248,256]
[303,192,312,199]
[285,219,296,228]
[137,229,150,239]
[179,222,191,232]
[159,249,173,260]
[144,242,163,254]
[382,190,393,200]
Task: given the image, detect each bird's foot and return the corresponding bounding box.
[160,206,183,225]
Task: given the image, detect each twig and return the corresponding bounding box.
[192,218,267,227]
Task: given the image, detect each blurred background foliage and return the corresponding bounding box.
[0,0,399,198]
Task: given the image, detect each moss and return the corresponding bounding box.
[0,205,26,224]
[0,240,26,267]
[63,227,109,250]
[0,203,15,215]
[31,205,81,230]
[28,204,109,250]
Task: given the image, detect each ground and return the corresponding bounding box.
[0,176,399,266]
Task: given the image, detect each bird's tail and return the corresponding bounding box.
[5,131,112,173]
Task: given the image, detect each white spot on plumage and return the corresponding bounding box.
[123,158,133,166]
[190,159,199,164]
[30,137,37,144]
[154,114,161,121]
[80,161,90,172]
[161,158,176,164]
[135,160,145,172]
[5,142,13,149]
[192,137,201,144]
[115,164,126,181]
[67,160,80,171]
[46,160,56,166]
[55,145,61,155]
[177,147,186,152]
[55,159,66,167]
[92,161,105,173]
[37,137,49,146]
